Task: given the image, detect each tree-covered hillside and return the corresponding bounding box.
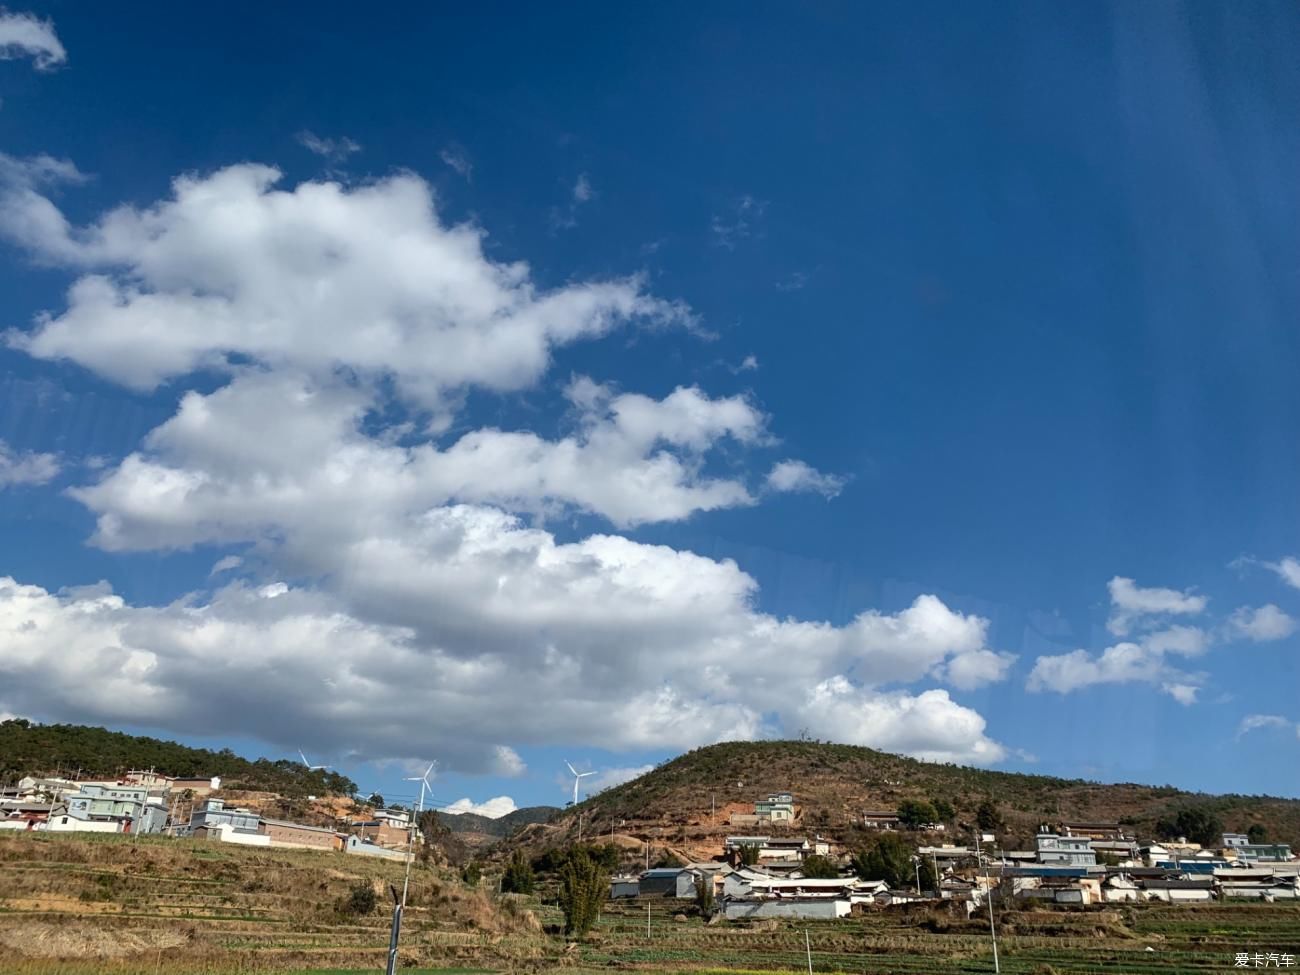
[0,719,357,797]
[550,740,1300,850]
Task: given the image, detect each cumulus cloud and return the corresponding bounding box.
[0,9,65,70]
[0,438,58,487]
[443,795,517,818]
[0,160,689,417]
[0,542,1011,770]
[1027,624,1208,703]
[1107,576,1207,636]
[765,459,846,499]
[296,131,361,161]
[0,152,1014,773]
[1267,557,1300,591]
[1228,604,1297,642]
[68,371,774,538]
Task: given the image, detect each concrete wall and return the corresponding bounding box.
[197,824,271,846]
[724,898,850,920]
[45,816,121,833]
[345,836,411,861]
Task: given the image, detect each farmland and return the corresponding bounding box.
[3,831,1298,974]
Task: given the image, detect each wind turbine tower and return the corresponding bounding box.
[565,761,596,807]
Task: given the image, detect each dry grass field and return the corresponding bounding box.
[3,831,1298,974]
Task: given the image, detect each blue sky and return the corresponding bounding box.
[1,1,1298,815]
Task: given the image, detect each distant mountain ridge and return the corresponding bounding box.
[0,718,358,798]
[437,805,558,837]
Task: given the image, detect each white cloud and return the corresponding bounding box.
[588,765,655,794]
[492,745,526,777]
[0,160,689,417]
[0,438,58,487]
[0,10,65,70]
[1236,714,1297,740]
[711,195,766,249]
[765,459,845,499]
[208,555,242,576]
[0,540,1010,771]
[0,152,1013,773]
[775,271,808,292]
[1228,604,1297,642]
[69,371,773,537]
[1026,624,1208,704]
[296,131,361,161]
[798,679,1007,764]
[1268,557,1300,591]
[439,145,472,181]
[550,173,594,230]
[443,795,517,818]
[1107,576,1207,636]
[941,648,1017,691]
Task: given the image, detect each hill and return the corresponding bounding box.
[0,718,357,798]
[438,805,559,838]
[512,740,1300,857]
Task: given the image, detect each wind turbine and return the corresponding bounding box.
[298,749,329,771]
[400,762,436,907]
[565,761,596,808]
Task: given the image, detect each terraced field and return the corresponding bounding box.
[3,832,1298,973]
[0,831,549,973]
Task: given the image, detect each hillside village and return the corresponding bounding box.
[5,757,1299,926]
[0,768,427,862]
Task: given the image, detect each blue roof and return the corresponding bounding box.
[642,868,685,877]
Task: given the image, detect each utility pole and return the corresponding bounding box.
[976,832,1000,974]
[804,929,814,974]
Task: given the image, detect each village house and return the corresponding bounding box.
[374,808,411,828]
[609,875,641,898]
[0,800,58,830]
[187,798,260,836]
[638,867,695,897]
[58,784,168,834]
[860,810,902,830]
[1222,833,1294,863]
[754,792,795,823]
[1057,821,1133,841]
[349,817,410,849]
[1036,831,1097,867]
[260,818,343,851]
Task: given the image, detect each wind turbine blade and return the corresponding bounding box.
[298,750,309,765]
[565,761,578,776]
